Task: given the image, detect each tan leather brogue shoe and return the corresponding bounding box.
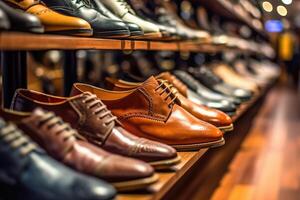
[105,75,233,133]
[71,77,225,151]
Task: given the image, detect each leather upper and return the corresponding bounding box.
[0,118,116,200]
[105,76,232,127]
[71,77,223,145]
[5,0,92,34]
[100,0,161,35]
[41,0,130,36]
[0,6,10,29]
[11,90,177,163]
[0,1,43,32]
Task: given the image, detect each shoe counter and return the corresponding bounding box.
[0,0,279,200]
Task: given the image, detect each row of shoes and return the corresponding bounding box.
[0,57,279,199]
[0,0,210,40]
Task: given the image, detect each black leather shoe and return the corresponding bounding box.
[190,66,252,102]
[42,0,130,38]
[174,70,237,115]
[0,6,10,30]
[91,0,143,37]
[174,70,241,105]
[0,118,116,200]
[0,1,43,33]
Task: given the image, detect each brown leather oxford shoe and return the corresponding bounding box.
[11,89,180,169]
[0,108,157,191]
[71,77,225,151]
[105,74,233,132]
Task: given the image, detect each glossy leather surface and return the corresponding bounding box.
[0,118,116,200]
[71,77,224,146]
[41,0,130,37]
[5,0,92,36]
[0,1,43,33]
[11,89,177,164]
[105,76,232,127]
[91,0,144,36]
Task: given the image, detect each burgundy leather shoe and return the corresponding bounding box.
[0,108,157,191]
[11,89,180,169]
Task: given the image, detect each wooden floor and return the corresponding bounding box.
[210,84,300,200]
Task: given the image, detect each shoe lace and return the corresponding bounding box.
[116,0,135,14]
[81,92,117,127]
[37,112,82,142]
[0,123,37,156]
[155,80,179,107]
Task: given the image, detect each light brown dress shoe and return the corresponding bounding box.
[105,75,234,133]
[212,63,259,93]
[71,77,225,151]
[0,108,157,191]
[5,0,92,36]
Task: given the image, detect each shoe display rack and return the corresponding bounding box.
[0,34,275,200]
[0,0,276,199]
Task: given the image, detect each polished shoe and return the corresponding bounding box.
[11,89,180,170]
[105,76,234,132]
[41,0,130,38]
[100,0,162,39]
[5,0,92,36]
[187,66,252,102]
[91,0,144,37]
[0,118,116,200]
[0,1,43,33]
[71,77,225,151]
[186,68,242,105]
[212,63,259,93]
[173,70,237,114]
[0,6,10,30]
[1,108,157,191]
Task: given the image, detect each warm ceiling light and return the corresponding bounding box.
[282,0,292,5]
[262,1,273,12]
[277,5,288,16]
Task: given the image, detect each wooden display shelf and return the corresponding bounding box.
[117,86,266,200]
[0,32,223,52]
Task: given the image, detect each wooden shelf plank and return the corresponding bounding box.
[0,32,228,52]
[117,149,207,200]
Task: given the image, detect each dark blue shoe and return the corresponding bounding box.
[0,118,116,200]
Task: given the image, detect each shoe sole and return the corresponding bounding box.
[130,32,162,40]
[148,155,181,170]
[171,137,225,151]
[218,123,234,133]
[47,28,93,36]
[112,174,158,192]
[93,29,130,38]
